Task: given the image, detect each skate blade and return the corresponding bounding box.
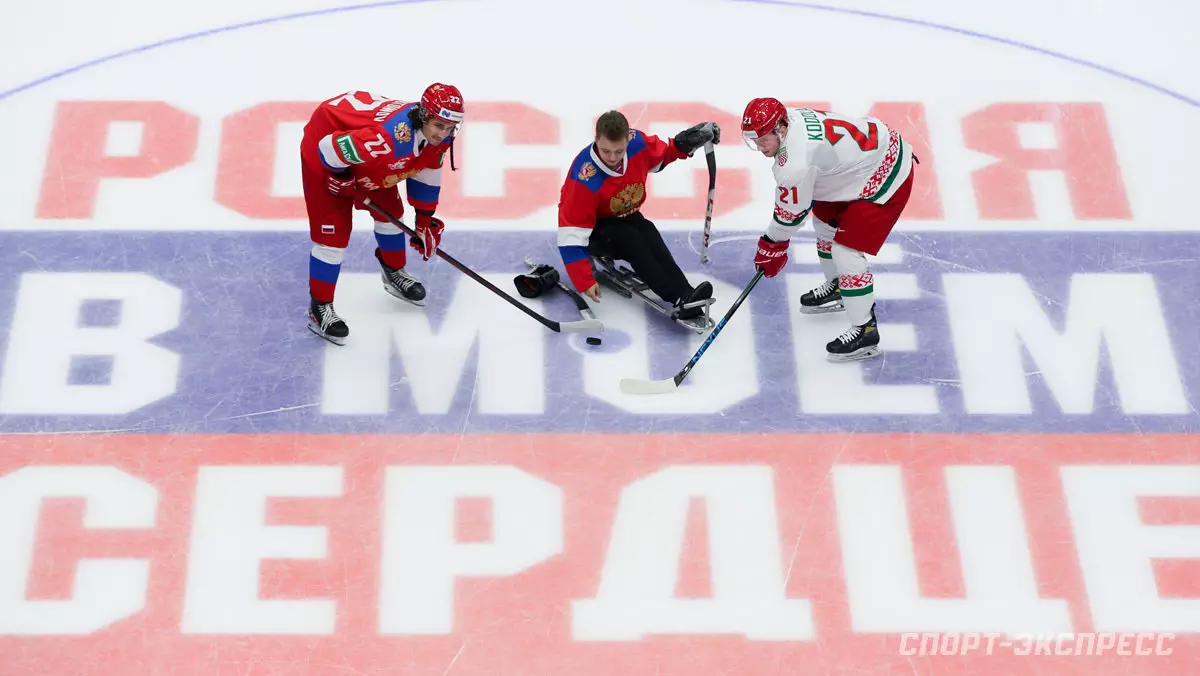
[799,302,845,315]
[674,317,714,334]
[826,346,881,363]
[307,321,347,346]
[383,284,426,307]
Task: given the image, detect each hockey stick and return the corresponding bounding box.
[362,198,603,334]
[699,141,716,264]
[619,268,765,395]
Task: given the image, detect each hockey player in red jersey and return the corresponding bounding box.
[742,97,916,362]
[300,84,464,345]
[557,110,719,326]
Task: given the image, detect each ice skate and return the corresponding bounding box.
[376,248,427,307]
[308,297,349,346]
[826,305,881,362]
[592,256,715,334]
[799,277,844,314]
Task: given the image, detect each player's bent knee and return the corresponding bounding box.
[812,217,837,241]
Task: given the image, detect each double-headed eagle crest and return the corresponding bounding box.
[610,183,645,216]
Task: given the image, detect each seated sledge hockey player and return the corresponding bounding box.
[300,84,464,346]
[556,110,720,331]
[742,97,916,362]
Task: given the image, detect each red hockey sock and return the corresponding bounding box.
[377,246,407,270]
[309,249,341,303]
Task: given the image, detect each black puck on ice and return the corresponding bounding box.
[586,336,602,346]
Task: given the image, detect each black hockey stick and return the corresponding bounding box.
[361,198,603,334]
[619,268,765,395]
[700,141,716,264]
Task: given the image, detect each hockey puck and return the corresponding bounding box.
[586,336,602,346]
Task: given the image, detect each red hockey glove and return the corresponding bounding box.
[326,169,356,197]
[411,212,445,261]
[754,235,789,278]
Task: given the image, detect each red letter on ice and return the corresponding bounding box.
[963,102,1130,220]
[37,101,199,219]
[216,102,316,219]
[869,102,942,219]
[436,102,562,219]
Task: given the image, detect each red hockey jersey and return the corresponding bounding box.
[556,130,688,291]
[301,90,452,213]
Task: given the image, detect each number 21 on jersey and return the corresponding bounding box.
[778,185,801,204]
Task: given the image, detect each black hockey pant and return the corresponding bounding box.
[589,212,692,304]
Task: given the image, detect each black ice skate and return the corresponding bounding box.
[825,305,881,362]
[799,277,844,314]
[376,248,427,307]
[592,256,715,334]
[308,297,349,346]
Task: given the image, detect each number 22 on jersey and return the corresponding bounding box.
[821,112,879,152]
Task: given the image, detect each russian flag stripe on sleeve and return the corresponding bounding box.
[561,255,595,291]
[318,135,350,170]
[412,167,442,187]
[558,244,590,264]
[557,226,592,248]
[407,175,441,209]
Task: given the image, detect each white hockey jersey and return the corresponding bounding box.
[766,107,913,242]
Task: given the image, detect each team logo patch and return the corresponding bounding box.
[393,122,412,143]
[626,129,637,142]
[610,183,645,216]
[777,150,788,166]
[388,158,410,171]
[577,161,597,181]
[334,134,364,164]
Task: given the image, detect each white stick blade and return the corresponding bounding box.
[619,377,679,395]
[559,318,604,333]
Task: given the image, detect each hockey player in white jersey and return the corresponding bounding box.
[742,97,916,362]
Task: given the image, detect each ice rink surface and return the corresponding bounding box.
[1,0,1198,674]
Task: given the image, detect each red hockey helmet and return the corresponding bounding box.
[741,97,788,147]
[420,83,465,126]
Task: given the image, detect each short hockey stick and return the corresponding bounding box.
[699,141,716,264]
[619,268,765,395]
[362,198,603,334]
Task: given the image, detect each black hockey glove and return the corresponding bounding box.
[514,264,561,299]
[673,122,720,156]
